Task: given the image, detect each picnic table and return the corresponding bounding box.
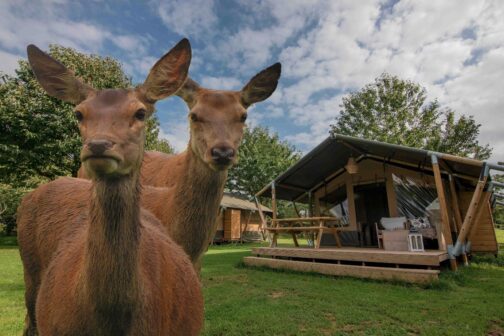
[265,216,344,248]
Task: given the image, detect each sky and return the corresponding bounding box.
[1,0,503,161]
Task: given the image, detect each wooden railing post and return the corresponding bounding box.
[452,164,488,257]
[432,155,457,271]
[448,175,468,265]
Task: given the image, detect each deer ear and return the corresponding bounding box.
[241,62,281,108]
[141,38,192,103]
[175,78,199,108]
[27,45,94,104]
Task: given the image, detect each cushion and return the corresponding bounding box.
[380,217,407,230]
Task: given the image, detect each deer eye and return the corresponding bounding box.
[189,113,199,122]
[74,111,83,122]
[134,109,146,121]
[240,113,248,123]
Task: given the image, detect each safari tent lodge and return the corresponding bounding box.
[245,134,502,283]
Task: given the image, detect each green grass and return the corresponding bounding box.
[496,229,504,245]
[1,236,504,336]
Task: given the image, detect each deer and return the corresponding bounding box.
[79,63,282,270]
[17,40,204,336]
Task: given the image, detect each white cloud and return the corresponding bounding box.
[0,0,153,82]
[0,50,22,75]
[261,0,504,161]
[199,76,241,90]
[156,0,217,37]
[159,120,190,153]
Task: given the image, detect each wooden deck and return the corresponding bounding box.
[244,247,449,284]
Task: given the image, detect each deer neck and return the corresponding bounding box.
[84,171,141,332]
[171,145,227,262]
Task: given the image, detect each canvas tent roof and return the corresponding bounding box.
[257,134,493,202]
[221,194,272,213]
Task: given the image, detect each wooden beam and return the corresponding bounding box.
[432,155,457,271]
[346,177,357,230]
[255,182,272,198]
[454,178,486,252]
[448,176,463,232]
[271,181,278,225]
[255,197,268,230]
[366,154,479,182]
[448,175,468,265]
[385,167,399,217]
[466,191,492,244]
[439,153,483,167]
[251,247,448,266]
[243,257,440,284]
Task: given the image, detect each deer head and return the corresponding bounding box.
[27,39,192,179]
[176,63,281,171]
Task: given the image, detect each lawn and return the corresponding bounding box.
[1,233,503,336]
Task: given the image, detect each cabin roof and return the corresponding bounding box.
[221,194,272,213]
[257,134,491,202]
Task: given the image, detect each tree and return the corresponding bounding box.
[145,118,175,154]
[0,44,173,187]
[330,73,491,160]
[226,126,301,199]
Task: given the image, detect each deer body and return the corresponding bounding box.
[17,40,203,335]
[80,68,282,268]
[142,149,227,264]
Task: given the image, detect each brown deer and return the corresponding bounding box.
[141,67,281,269]
[17,40,204,336]
[79,64,281,269]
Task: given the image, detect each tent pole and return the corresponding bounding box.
[448,175,468,265]
[452,164,489,257]
[432,155,457,271]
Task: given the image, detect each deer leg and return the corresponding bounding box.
[22,272,40,336]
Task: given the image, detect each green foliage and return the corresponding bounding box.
[493,175,504,227]
[226,126,300,199]
[0,45,173,234]
[0,184,32,235]
[0,45,132,184]
[330,73,492,160]
[144,117,175,154]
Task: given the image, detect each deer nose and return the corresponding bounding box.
[87,140,113,156]
[211,146,235,164]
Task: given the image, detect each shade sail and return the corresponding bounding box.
[257,134,486,202]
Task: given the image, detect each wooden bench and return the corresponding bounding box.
[265,217,344,248]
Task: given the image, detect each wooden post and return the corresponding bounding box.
[454,175,487,253]
[448,175,468,265]
[457,191,492,249]
[432,155,457,271]
[308,191,313,217]
[385,167,399,217]
[314,197,321,217]
[346,178,357,230]
[271,182,277,226]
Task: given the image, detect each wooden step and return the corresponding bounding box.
[243,256,440,284]
[251,247,448,267]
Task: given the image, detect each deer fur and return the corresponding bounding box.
[17,40,203,336]
[79,64,282,268]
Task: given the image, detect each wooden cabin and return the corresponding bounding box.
[213,194,272,242]
[245,134,502,284]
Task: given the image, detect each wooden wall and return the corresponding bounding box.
[219,209,265,241]
[459,191,498,254]
[224,209,241,240]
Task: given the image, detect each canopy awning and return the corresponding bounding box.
[256,134,492,202]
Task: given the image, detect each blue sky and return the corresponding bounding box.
[1,0,503,161]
